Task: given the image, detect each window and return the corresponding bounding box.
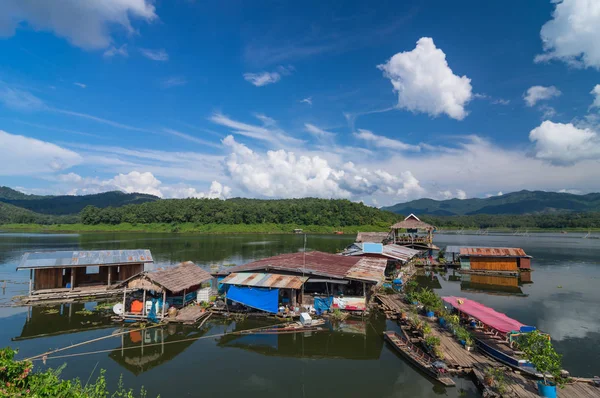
[86,266,100,275]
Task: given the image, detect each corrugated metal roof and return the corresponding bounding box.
[223,251,386,283]
[445,246,468,255]
[346,258,386,283]
[18,249,153,270]
[382,244,422,262]
[221,272,308,289]
[363,243,383,254]
[459,247,529,258]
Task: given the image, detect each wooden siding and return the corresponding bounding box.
[470,274,519,287]
[34,268,63,290]
[517,258,531,270]
[469,257,517,272]
[117,263,143,281]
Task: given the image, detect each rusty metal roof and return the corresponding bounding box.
[220,272,308,289]
[346,257,387,283]
[223,251,386,283]
[17,249,153,270]
[459,247,529,258]
[382,244,422,262]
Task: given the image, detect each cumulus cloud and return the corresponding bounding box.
[0,130,82,175]
[440,189,468,200]
[60,170,231,199]
[378,37,473,120]
[140,48,169,61]
[535,0,600,69]
[0,0,157,50]
[222,135,425,201]
[591,84,600,108]
[354,129,420,151]
[529,121,600,165]
[524,85,561,107]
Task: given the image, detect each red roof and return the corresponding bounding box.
[459,247,528,258]
[224,251,386,283]
[442,296,525,334]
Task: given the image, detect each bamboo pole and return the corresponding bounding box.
[29,270,33,296]
[161,290,166,319]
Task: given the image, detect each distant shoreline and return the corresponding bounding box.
[1,223,599,234]
[0,222,390,234]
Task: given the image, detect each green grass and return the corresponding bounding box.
[0,222,391,234]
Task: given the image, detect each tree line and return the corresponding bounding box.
[421,212,600,229]
[79,198,400,226]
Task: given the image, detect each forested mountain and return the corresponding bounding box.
[383,190,600,216]
[0,187,159,215]
[80,197,399,226]
[0,202,78,225]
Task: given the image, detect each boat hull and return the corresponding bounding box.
[474,337,539,377]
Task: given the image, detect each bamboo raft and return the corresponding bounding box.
[384,331,455,387]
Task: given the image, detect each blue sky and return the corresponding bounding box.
[1,0,600,206]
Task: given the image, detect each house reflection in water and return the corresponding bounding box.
[14,302,114,341]
[460,273,532,297]
[109,324,206,375]
[217,316,385,360]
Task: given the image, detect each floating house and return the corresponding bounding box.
[448,247,532,275]
[217,251,387,313]
[389,214,437,251]
[16,250,153,301]
[114,261,212,322]
[342,242,422,263]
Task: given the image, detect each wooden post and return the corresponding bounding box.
[70,269,75,291]
[107,267,112,287]
[122,288,126,317]
[29,269,33,296]
[363,282,366,297]
[142,290,147,316]
[161,290,166,319]
[183,289,187,306]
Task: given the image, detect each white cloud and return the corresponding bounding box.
[0,86,45,111]
[163,128,221,148]
[243,71,281,87]
[524,85,561,107]
[456,189,467,199]
[222,135,425,201]
[103,44,128,58]
[140,48,169,61]
[535,0,600,69]
[440,189,468,200]
[378,37,473,120]
[304,123,335,140]
[74,82,87,89]
[591,84,600,108]
[60,171,231,199]
[300,97,312,106]
[0,130,82,175]
[210,113,303,147]
[0,0,157,50]
[354,129,420,151]
[529,121,600,165]
[559,188,582,194]
[539,104,557,119]
[160,76,187,88]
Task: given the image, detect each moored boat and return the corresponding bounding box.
[384,331,455,387]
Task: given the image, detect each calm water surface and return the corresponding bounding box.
[0,231,598,397]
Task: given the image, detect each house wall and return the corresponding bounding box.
[470,257,518,272]
[117,263,144,281]
[34,268,63,290]
[517,258,531,270]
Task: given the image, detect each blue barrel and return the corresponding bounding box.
[537,382,557,398]
[426,310,435,318]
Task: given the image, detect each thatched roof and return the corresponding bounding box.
[390,214,433,230]
[355,232,390,243]
[116,261,212,293]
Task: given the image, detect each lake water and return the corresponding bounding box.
[0,231,598,397]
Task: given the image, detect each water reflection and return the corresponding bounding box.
[417,269,532,297]
[218,317,385,360]
[109,325,207,375]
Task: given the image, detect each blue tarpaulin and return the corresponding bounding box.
[227,285,279,313]
[314,296,333,313]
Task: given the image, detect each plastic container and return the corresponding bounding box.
[537,382,557,398]
[439,317,446,327]
[426,310,435,318]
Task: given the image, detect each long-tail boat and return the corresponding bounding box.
[384,331,456,387]
[442,296,545,377]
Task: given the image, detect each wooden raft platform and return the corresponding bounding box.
[169,306,210,324]
[16,286,124,305]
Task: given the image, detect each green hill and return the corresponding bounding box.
[0,187,159,215]
[0,202,77,224]
[382,190,600,216]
